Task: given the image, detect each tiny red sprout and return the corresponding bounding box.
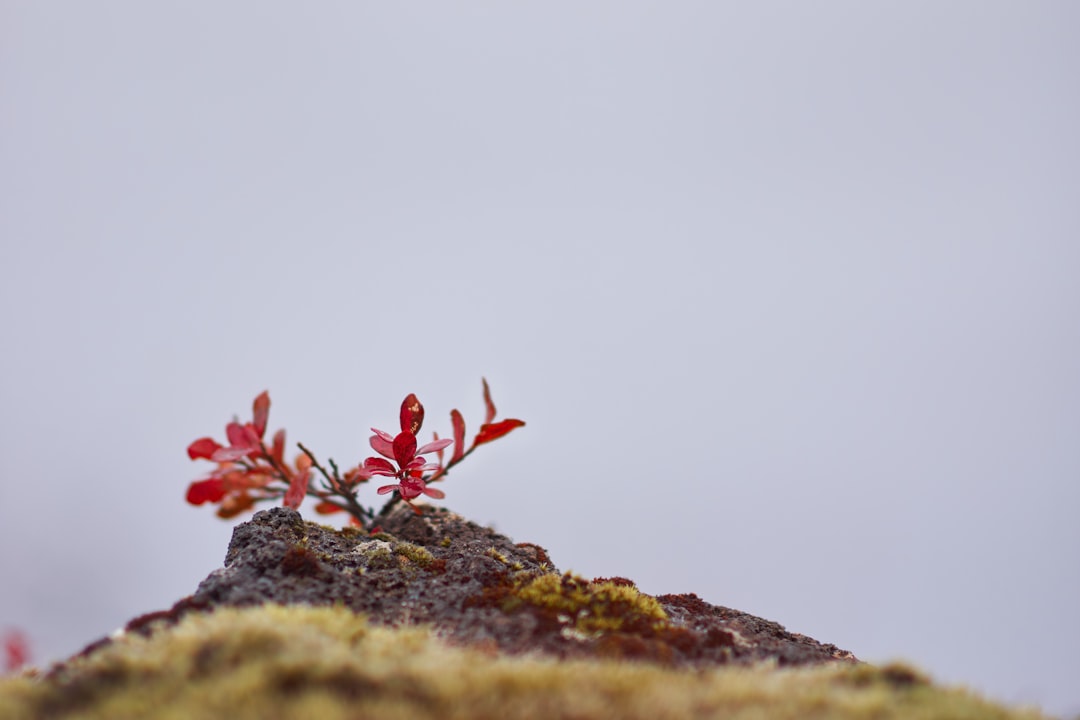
[186,381,524,528]
[3,630,30,674]
[364,394,452,511]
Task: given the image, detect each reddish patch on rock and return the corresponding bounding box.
[280,546,323,577]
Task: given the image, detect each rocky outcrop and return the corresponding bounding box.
[0,505,1051,720]
[119,504,855,667]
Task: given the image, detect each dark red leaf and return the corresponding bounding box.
[186,478,227,505]
[432,431,445,464]
[423,485,446,499]
[450,409,465,462]
[474,419,525,446]
[216,492,255,518]
[225,422,259,452]
[362,457,397,476]
[482,378,496,424]
[283,468,310,510]
[400,393,424,435]
[270,429,286,464]
[392,431,417,467]
[417,437,453,456]
[252,391,270,438]
[187,437,222,460]
[343,465,374,485]
[211,444,256,463]
[369,428,395,459]
[3,630,30,673]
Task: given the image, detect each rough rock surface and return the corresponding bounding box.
[102,504,854,668]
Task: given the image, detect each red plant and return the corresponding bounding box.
[186,380,524,526]
[3,630,30,674]
[185,390,312,519]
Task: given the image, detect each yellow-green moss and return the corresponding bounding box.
[331,524,364,540]
[510,572,668,635]
[0,605,1047,720]
[353,539,433,571]
[485,547,509,564]
[393,541,434,568]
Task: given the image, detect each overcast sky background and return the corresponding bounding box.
[2,2,1078,716]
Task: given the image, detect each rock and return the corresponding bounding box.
[112,504,853,667]
[0,505,1052,720]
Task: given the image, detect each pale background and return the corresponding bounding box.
[2,2,1078,716]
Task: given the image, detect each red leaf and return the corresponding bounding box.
[187,437,222,460]
[186,478,227,505]
[211,444,256,463]
[343,465,373,485]
[3,630,30,673]
[392,431,417,467]
[474,419,525,446]
[225,422,259,452]
[270,429,286,464]
[450,409,465,462]
[432,431,445,464]
[482,378,496,424]
[283,468,310,509]
[369,428,395,459]
[417,437,453,456]
[362,457,397,476]
[252,391,270,438]
[313,501,343,514]
[423,485,446,499]
[400,393,424,435]
[216,492,255,518]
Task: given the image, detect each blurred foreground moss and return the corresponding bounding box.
[0,605,1049,720]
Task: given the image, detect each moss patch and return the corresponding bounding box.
[0,605,1048,720]
[510,572,668,635]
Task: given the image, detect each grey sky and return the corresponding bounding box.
[2,2,1078,715]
